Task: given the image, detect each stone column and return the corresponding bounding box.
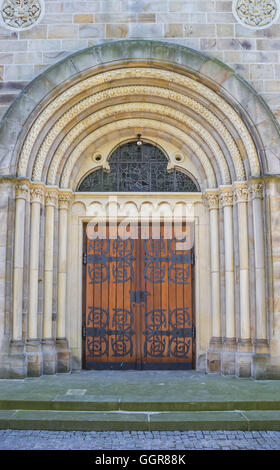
[10,183,29,378]
[251,182,268,373]
[26,185,44,377]
[42,189,58,375]
[56,192,72,373]
[219,186,236,375]
[204,189,222,373]
[234,181,252,377]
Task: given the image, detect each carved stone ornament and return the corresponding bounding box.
[203,190,220,210]
[234,182,249,203]
[0,0,45,31]
[30,186,44,204]
[15,183,29,200]
[45,190,58,207]
[233,0,280,30]
[58,193,72,210]
[250,182,264,199]
[219,187,234,208]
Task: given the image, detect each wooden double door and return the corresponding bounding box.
[83,223,195,370]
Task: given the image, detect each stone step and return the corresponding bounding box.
[1,399,280,412]
[0,410,280,431]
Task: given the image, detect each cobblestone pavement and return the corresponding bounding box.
[0,430,280,450]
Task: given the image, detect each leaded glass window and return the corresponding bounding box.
[77,142,199,192]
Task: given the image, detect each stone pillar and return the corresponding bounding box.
[219,186,236,375]
[204,189,222,373]
[10,183,29,378]
[26,185,44,377]
[234,181,252,377]
[251,182,269,378]
[42,189,58,375]
[56,192,72,373]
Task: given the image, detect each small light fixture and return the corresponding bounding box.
[136,133,143,147]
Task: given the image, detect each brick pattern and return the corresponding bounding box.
[0,0,279,120]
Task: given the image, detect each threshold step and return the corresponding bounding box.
[0,410,280,431]
[1,399,280,412]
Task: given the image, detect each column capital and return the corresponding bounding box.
[250,183,264,200]
[219,185,234,208]
[234,181,249,204]
[30,186,44,204]
[58,191,72,210]
[45,190,58,207]
[203,189,219,210]
[15,183,30,200]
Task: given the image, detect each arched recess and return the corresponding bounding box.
[0,40,279,379]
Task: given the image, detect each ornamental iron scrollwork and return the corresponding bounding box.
[86,237,136,284]
[78,142,199,193]
[86,307,134,358]
[144,237,193,284]
[143,307,192,359]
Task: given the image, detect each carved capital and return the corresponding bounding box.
[15,183,29,200]
[234,182,249,204]
[45,190,58,207]
[203,189,219,210]
[250,183,264,200]
[219,186,234,208]
[30,187,44,204]
[58,193,72,210]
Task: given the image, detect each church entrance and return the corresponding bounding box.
[82,222,195,370]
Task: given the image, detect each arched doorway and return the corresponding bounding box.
[78,141,199,370]
[0,40,278,379]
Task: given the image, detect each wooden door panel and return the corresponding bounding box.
[84,222,194,370]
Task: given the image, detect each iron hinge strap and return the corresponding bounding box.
[192,326,196,339]
[82,324,87,338]
[83,253,87,264]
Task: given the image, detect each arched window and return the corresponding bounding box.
[77,142,199,192]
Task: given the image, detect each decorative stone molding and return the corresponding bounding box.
[219,186,234,208]
[234,181,249,203]
[250,182,264,199]
[60,118,216,189]
[203,189,220,210]
[32,85,243,184]
[233,0,280,30]
[45,190,58,207]
[15,183,29,200]
[0,0,45,32]
[17,67,259,181]
[30,186,44,204]
[58,193,72,210]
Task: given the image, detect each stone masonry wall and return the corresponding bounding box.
[0,0,280,122]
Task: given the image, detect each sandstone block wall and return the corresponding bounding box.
[0,0,279,122]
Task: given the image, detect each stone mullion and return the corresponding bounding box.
[12,184,29,342]
[41,189,58,375]
[56,192,72,373]
[234,182,251,343]
[251,183,268,347]
[43,190,58,340]
[204,189,222,373]
[220,186,236,343]
[28,186,44,340]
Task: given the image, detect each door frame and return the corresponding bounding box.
[81,220,196,370]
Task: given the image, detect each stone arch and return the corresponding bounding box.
[0,40,279,379]
[0,40,279,182]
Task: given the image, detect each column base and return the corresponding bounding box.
[8,340,27,378]
[41,339,57,375]
[26,339,43,377]
[207,337,223,373]
[221,338,237,376]
[56,338,71,374]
